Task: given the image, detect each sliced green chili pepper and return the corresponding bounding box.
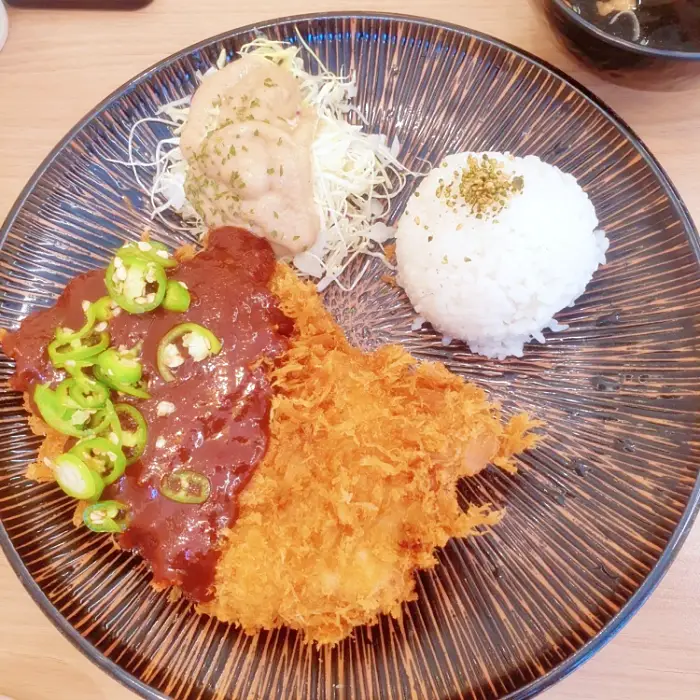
[92,296,120,322]
[54,379,80,409]
[35,384,112,438]
[83,500,130,533]
[54,376,108,411]
[162,280,191,312]
[96,407,125,453]
[48,329,110,368]
[52,453,105,501]
[117,240,178,269]
[113,403,148,465]
[70,437,126,486]
[54,301,97,344]
[105,255,167,314]
[69,380,109,409]
[156,322,222,382]
[85,403,118,435]
[56,360,109,409]
[95,347,143,385]
[93,365,151,399]
[64,358,97,375]
[35,384,74,433]
[160,470,211,504]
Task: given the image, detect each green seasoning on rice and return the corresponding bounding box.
[436,154,525,219]
[395,150,608,360]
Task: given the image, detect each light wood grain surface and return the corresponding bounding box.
[0,1,699,698]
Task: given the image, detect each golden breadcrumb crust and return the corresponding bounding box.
[200,264,538,644]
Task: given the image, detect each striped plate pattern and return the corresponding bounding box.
[1,13,699,700]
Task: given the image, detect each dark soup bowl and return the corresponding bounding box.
[541,0,700,88]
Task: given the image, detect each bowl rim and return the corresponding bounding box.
[1,10,699,700]
[550,0,700,60]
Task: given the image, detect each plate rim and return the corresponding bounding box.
[1,11,699,700]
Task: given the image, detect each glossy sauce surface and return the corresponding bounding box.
[3,228,292,601]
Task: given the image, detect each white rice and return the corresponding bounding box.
[395,151,609,359]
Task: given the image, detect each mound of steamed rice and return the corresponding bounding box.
[395,151,609,359]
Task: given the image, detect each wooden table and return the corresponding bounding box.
[0,1,699,698]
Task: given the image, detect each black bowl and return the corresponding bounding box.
[541,0,700,88]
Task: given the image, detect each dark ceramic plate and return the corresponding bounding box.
[1,12,699,700]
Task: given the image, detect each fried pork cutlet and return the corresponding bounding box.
[3,235,537,645]
[201,264,537,645]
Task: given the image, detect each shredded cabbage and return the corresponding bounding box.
[110,36,417,290]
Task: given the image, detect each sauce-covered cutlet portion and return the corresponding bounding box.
[2,228,293,602]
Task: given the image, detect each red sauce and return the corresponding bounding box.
[2,228,293,602]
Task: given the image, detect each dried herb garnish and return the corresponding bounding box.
[436,155,525,219]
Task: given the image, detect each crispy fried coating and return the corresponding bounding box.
[202,264,537,644]
[11,264,537,645]
[22,393,69,482]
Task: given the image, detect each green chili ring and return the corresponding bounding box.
[113,403,148,465]
[52,453,105,501]
[83,500,130,533]
[68,376,109,409]
[35,384,113,438]
[117,240,178,269]
[95,347,143,385]
[54,302,97,344]
[55,377,108,411]
[85,403,119,436]
[70,437,126,486]
[156,322,222,382]
[93,365,151,399]
[54,379,81,410]
[35,383,82,436]
[59,360,110,409]
[64,359,97,376]
[162,280,191,313]
[160,470,211,504]
[105,256,167,314]
[48,330,110,368]
[92,296,119,322]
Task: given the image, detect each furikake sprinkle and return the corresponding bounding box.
[436,154,524,219]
